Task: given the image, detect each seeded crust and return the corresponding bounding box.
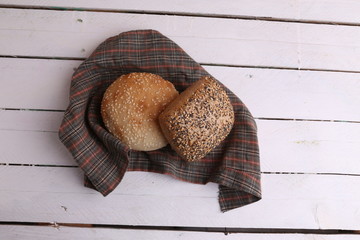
[159,76,235,161]
[101,72,179,151]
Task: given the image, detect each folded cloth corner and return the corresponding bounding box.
[59,29,261,212]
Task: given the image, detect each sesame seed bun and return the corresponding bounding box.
[158,76,235,161]
[101,72,179,151]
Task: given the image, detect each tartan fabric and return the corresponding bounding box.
[59,29,261,212]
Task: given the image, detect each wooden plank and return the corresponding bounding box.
[1,110,359,174]
[0,129,75,166]
[3,0,360,24]
[257,120,360,174]
[1,166,360,229]
[0,58,75,110]
[0,110,64,132]
[212,66,360,121]
[0,226,359,240]
[1,58,359,121]
[1,9,360,72]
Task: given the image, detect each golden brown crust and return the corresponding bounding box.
[101,72,179,151]
[159,76,234,161]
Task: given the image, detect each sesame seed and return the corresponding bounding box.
[101,72,179,151]
[160,76,234,161]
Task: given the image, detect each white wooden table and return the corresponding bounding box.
[1,1,360,239]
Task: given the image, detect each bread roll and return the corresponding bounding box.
[101,72,179,151]
[159,76,234,161]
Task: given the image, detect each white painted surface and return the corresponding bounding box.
[0,226,358,240]
[1,166,360,230]
[0,110,64,132]
[0,58,74,110]
[0,1,360,238]
[3,0,360,24]
[1,9,360,72]
[1,226,358,240]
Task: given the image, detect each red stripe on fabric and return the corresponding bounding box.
[219,194,253,202]
[72,66,98,80]
[68,131,89,150]
[224,138,258,145]
[120,64,203,70]
[224,156,260,166]
[224,167,261,184]
[198,157,221,163]
[128,168,165,174]
[103,183,116,195]
[234,121,256,128]
[70,85,94,99]
[143,64,203,70]
[102,176,122,196]
[101,162,129,196]
[127,168,206,185]
[121,30,156,36]
[88,113,101,119]
[144,150,181,161]
[92,47,184,57]
[106,35,118,41]
[79,147,102,168]
[231,102,245,106]
[59,112,83,132]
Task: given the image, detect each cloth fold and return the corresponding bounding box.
[59,29,261,212]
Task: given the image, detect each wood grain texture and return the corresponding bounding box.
[1,9,360,72]
[1,58,359,121]
[0,226,359,240]
[2,0,360,24]
[1,110,359,174]
[1,166,360,229]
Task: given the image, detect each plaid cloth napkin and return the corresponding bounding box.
[59,29,261,212]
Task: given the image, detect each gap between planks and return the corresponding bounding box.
[2,55,360,75]
[1,4,360,28]
[1,107,359,124]
[1,163,360,177]
[0,221,359,235]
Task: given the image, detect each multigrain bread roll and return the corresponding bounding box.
[159,76,234,161]
[101,72,179,151]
